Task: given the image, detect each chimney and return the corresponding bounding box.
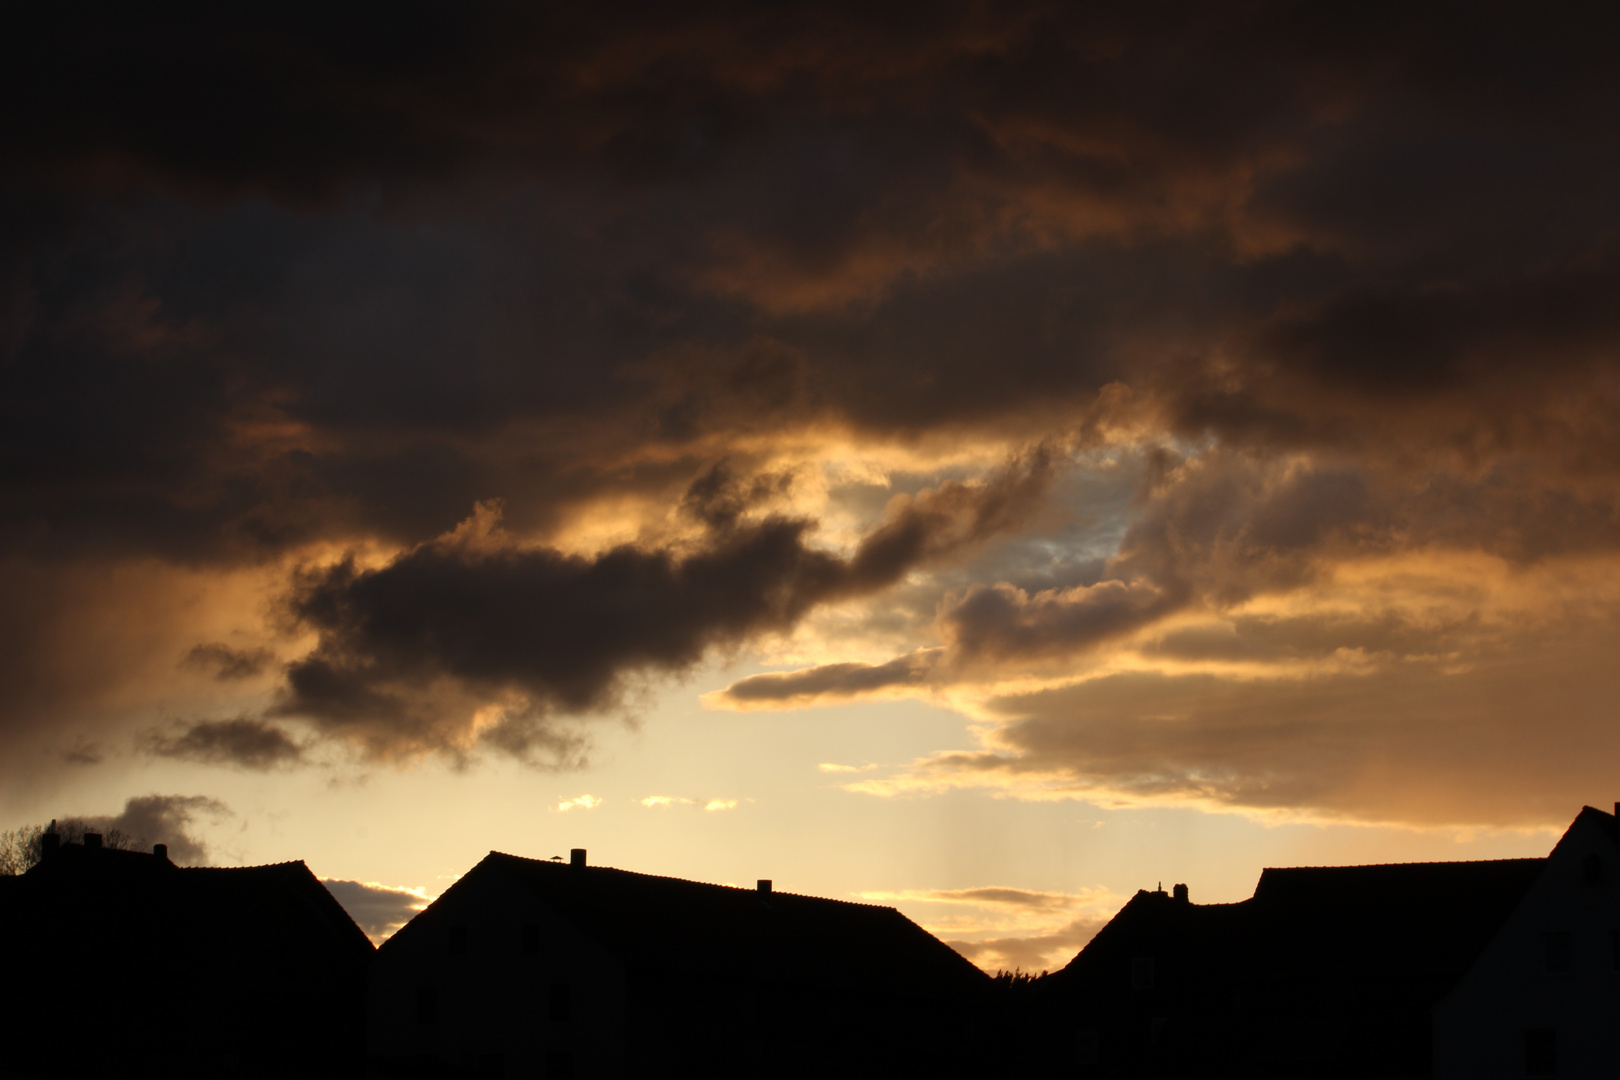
[83,832,102,851]
[153,843,168,862]
[1173,883,1189,903]
[1613,801,1619,819]
[569,848,586,868]
[41,829,59,861]
[757,879,772,897]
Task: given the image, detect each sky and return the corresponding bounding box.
[5,1,1620,967]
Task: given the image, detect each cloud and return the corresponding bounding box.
[320,879,431,944]
[944,916,1113,975]
[862,886,1094,911]
[861,885,1124,973]
[939,578,1182,666]
[5,0,1620,830]
[181,644,276,682]
[638,794,737,810]
[557,794,602,813]
[849,590,1620,828]
[34,794,231,865]
[62,738,103,765]
[753,452,1620,828]
[140,718,305,770]
[270,454,1051,762]
[714,650,942,709]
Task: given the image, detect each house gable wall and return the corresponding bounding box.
[1434,811,1620,1079]
[369,859,627,1079]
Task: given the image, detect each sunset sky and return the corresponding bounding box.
[5,2,1620,967]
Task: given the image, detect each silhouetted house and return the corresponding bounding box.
[0,833,374,1079]
[368,849,993,1079]
[1023,857,1545,1077]
[1434,804,1620,1078]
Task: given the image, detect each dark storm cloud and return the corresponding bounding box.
[720,649,941,707]
[6,0,1620,810]
[940,578,1181,665]
[6,1,1620,569]
[1161,252,1620,470]
[715,575,1177,708]
[141,718,306,770]
[716,440,1620,718]
[273,452,1053,759]
[717,452,1385,700]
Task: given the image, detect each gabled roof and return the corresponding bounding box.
[2,841,373,1078]
[1252,856,1547,907]
[1055,855,1545,988]
[1039,854,1548,1075]
[16,840,374,956]
[1572,803,1620,849]
[1247,857,1546,978]
[402,852,990,997]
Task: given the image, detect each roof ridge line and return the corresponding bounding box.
[487,851,896,910]
[1260,856,1546,871]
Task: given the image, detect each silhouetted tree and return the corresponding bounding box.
[0,819,146,874]
[992,968,1050,998]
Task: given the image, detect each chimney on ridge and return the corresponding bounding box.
[153,843,168,861]
[1173,883,1189,903]
[757,879,772,897]
[570,848,586,868]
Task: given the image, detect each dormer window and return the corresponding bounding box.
[415,986,437,1027]
[1075,1029,1098,1065]
[1542,932,1572,973]
[550,982,572,1022]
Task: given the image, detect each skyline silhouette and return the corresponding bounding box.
[7,806,1614,1077]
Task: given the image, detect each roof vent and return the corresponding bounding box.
[153,843,168,862]
[83,833,102,851]
[757,879,772,896]
[1173,883,1189,903]
[569,848,586,868]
